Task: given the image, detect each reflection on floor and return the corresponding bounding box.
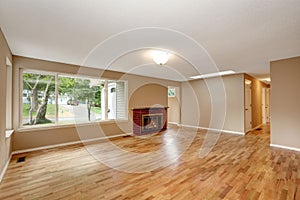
[0,125,299,199]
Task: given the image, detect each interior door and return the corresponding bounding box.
[245,81,252,132]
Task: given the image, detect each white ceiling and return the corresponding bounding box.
[0,0,300,81]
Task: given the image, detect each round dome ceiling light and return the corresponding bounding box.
[152,51,170,65]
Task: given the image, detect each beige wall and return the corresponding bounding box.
[129,84,168,108]
[181,74,245,133]
[270,56,300,149]
[12,56,179,151]
[0,28,12,176]
[244,74,268,129]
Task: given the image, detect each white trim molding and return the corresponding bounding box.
[168,122,180,126]
[5,129,14,138]
[179,124,245,135]
[0,154,12,183]
[13,133,132,155]
[270,144,300,152]
[6,57,12,66]
[17,119,129,132]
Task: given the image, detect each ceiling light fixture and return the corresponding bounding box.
[152,51,170,65]
[190,70,236,79]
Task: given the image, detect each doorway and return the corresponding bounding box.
[245,80,252,132]
[167,86,180,125]
[266,88,270,123]
[262,87,270,124]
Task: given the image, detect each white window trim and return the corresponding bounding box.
[19,68,23,128]
[55,73,59,124]
[16,119,129,132]
[6,57,13,130]
[19,69,128,130]
[5,129,14,138]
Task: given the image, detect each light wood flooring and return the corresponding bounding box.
[0,125,299,200]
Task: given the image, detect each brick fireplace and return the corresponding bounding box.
[132,107,168,135]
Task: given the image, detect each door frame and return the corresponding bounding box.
[266,88,270,123]
[167,86,181,125]
[244,79,252,133]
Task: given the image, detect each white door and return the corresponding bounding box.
[245,82,252,132]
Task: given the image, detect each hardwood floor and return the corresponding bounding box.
[0,125,299,200]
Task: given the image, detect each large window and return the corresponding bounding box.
[21,70,127,128]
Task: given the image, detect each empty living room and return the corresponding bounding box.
[0,1,300,199]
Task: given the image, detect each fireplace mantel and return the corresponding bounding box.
[132,107,168,135]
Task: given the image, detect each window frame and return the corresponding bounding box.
[5,57,13,133]
[19,69,128,130]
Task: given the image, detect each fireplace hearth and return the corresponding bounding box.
[132,107,168,135]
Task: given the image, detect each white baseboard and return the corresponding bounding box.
[179,124,245,135]
[0,153,12,183]
[270,144,300,152]
[168,122,180,126]
[12,133,132,155]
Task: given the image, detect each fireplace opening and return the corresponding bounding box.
[142,114,163,133]
[132,107,168,135]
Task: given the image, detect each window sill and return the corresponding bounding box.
[5,129,14,138]
[16,119,129,132]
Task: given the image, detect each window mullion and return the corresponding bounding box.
[55,73,58,125]
[104,80,108,120]
[19,68,24,128]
